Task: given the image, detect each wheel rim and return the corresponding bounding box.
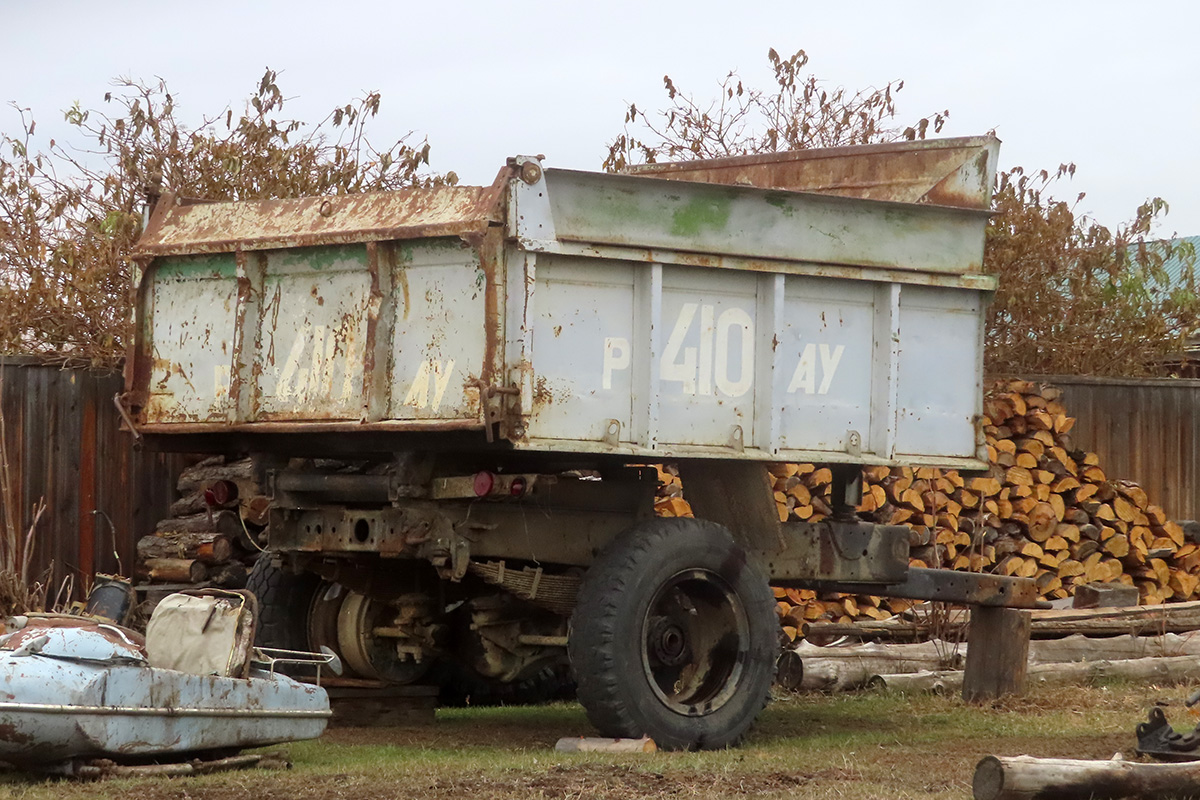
[307,581,345,657]
[334,592,431,684]
[639,568,749,716]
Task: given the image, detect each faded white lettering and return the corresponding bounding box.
[602,337,630,390]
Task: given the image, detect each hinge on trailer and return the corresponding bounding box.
[112,393,142,442]
[474,381,520,442]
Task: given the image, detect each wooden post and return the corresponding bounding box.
[962,606,1031,703]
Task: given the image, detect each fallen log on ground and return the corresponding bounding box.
[871,654,1200,694]
[554,737,656,753]
[973,754,1200,800]
[793,640,962,691]
[790,631,1200,692]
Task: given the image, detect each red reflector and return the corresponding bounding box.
[510,478,526,497]
[473,471,495,497]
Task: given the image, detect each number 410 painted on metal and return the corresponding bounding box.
[601,303,845,398]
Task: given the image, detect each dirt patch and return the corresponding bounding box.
[68,764,858,800]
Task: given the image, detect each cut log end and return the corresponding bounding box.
[972,755,1005,800]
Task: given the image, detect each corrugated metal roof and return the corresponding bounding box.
[1158,235,1200,288]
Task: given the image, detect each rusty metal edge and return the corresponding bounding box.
[132,220,498,257]
[134,420,486,434]
[132,164,515,258]
[540,241,998,289]
[627,135,998,175]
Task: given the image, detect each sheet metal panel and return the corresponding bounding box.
[519,254,986,466]
[387,240,488,421]
[522,168,991,276]
[628,135,1000,211]
[142,254,239,423]
[255,246,371,421]
[135,184,506,257]
[137,239,489,426]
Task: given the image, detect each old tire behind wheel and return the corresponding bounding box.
[245,557,323,676]
[568,518,776,751]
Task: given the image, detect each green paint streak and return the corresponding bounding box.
[276,244,364,272]
[585,187,651,228]
[763,193,796,217]
[670,193,733,237]
[157,253,237,280]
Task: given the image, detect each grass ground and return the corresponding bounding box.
[0,679,1182,799]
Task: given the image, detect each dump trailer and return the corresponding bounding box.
[123,135,1038,750]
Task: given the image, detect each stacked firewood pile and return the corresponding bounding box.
[656,381,1200,639]
[136,457,268,598]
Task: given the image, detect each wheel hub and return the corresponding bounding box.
[647,617,690,667]
[640,568,749,715]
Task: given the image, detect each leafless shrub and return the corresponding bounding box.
[603,48,947,172]
[0,69,453,367]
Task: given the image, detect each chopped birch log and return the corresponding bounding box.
[973,754,1200,800]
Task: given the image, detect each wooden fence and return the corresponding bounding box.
[0,358,188,597]
[1031,376,1200,523]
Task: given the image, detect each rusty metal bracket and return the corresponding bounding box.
[473,381,520,442]
[111,394,142,442]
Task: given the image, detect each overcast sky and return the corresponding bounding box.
[4,1,1198,233]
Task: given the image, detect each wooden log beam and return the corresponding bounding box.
[177,458,256,496]
[963,607,1030,703]
[804,601,1200,643]
[873,654,1200,694]
[973,754,1200,800]
[143,558,207,583]
[137,532,234,564]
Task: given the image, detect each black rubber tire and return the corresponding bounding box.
[568,518,777,751]
[245,558,324,672]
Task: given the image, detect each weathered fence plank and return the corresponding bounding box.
[0,358,187,597]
